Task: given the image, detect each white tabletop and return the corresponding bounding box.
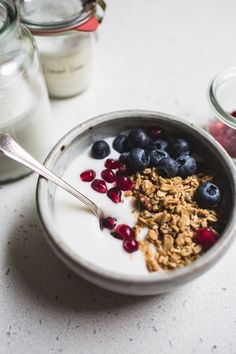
[1,1,236,353]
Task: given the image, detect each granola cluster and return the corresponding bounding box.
[125,168,222,272]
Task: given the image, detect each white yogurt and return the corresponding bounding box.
[54,138,149,276]
[0,74,54,181]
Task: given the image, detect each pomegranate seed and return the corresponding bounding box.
[102,217,117,230]
[105,158,120,169]
[116,174,133,191]
[111,224,134,240]
[80,169,96,182]
[111,230,123,240]
[115,171,123,178]
[107,187,122,203]
[117,163,129,175]
[147,127,163,139]
[91,179,107,193]
[114,224,135,239]
[123,238,139,253]
[194,228,218,250]
[101,169,116,183]
[112,224,134,240]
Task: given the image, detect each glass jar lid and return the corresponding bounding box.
[15,0,106,35]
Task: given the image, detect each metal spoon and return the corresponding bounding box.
[0,132,104,225]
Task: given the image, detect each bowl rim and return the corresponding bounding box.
[36,109,236,286]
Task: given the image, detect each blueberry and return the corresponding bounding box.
[153,138,168,151]
[176,154,196,178]
[195,182,221,208]
[146,142,157,152]
[149,149,169,167]
[157,157,178,178]
[119,152,129,164]
[128,129,152,149]
[113,134,130,153]
[91,140,110,159]
[128,148,150,172]
[170,138,190,158]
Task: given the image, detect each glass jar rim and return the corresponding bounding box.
[208,67,236,129]
[15,0,106,35]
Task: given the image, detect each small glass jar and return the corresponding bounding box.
[207,67,236,162]
[0,0,54,182]
[16,0,106,99]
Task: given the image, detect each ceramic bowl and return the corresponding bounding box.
[36,110,236,295]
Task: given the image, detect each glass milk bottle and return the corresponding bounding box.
[16,0,106,98]
[0,0,54,182]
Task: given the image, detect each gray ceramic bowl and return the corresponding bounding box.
[36,110,236,295]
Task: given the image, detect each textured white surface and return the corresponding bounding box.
[1,1,236,353]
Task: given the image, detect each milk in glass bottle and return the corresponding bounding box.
[0,0,54,182]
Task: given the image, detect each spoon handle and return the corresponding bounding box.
[0,133,103,219]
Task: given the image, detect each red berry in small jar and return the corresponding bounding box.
[209,119,236,158]
[147,127,163,139]
[107,187,122,203]
[231,111,236,118]
[91,179,107,193]
[101,169,116,183]
[102,217,117,230]
[123,238,139,253]
[80,169,96,182]
[194,227,218,250]
[111,224,135,240]
[116,174,133,191]
[105,158,120,170]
